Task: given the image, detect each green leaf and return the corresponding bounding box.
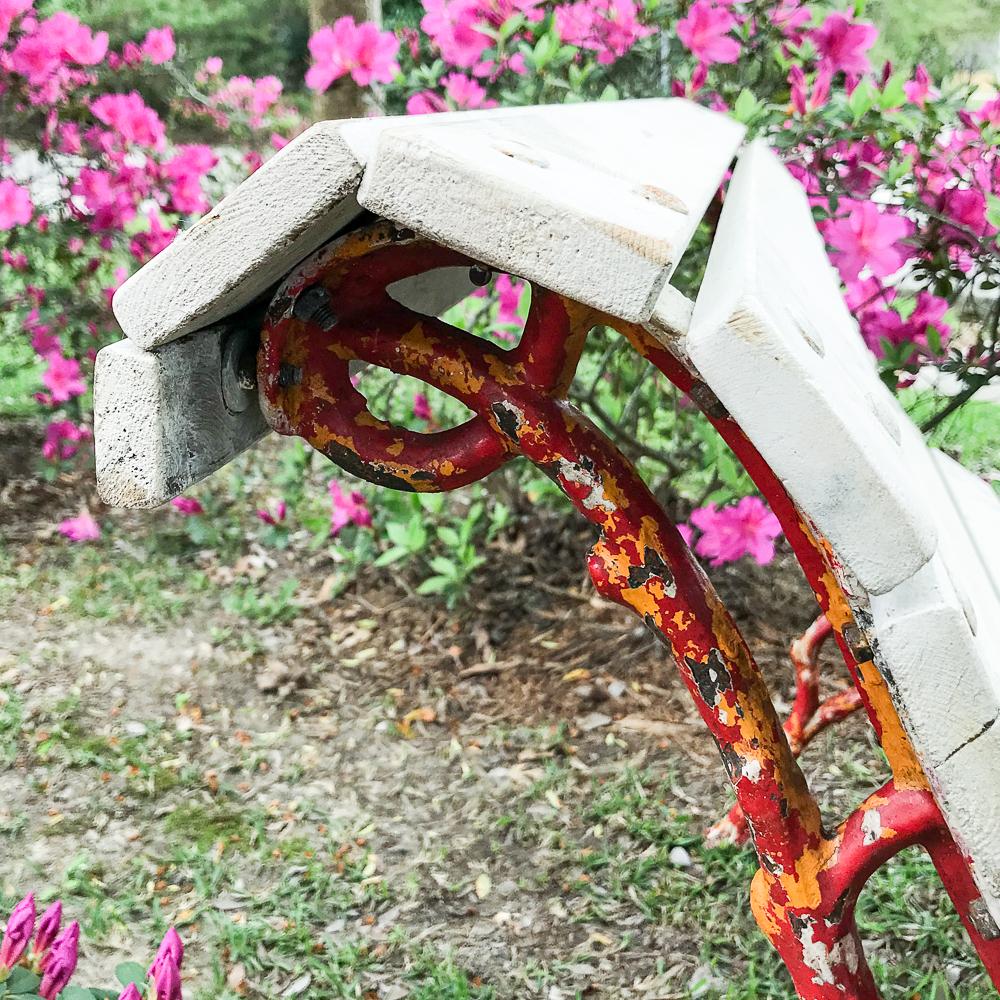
[60,988,98,1000]
[848,80,874,121]
[429,556,457,577]
[416,576,451,595]
[405,520,428,550]
[436,526,461,548]
[878,72,907,110]
[5,969,40,994]
[374,546,408,567]
[733,88,761,124]
[114,962,147,988]
[384,521,410,547]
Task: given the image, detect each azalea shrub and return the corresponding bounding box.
[0,0,302,488]
[0,893,185,1000]
[2,0,997,578]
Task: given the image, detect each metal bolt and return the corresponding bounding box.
[292,285,338,330]
[278,362,302,388]
[842,624,874,663]
[469,265,493,287]
[220,326,259,415]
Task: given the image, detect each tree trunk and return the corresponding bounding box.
[308,0,383,121]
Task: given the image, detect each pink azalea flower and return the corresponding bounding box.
[690,497,782,566]
[117,985,143,1000]
[42,353,86,403]
[0,0,33,46]
[0,893,36,970]
[58,512,101,542]
[129,211,178,263]
[162,144,218,215]
[941,187,994,241]
[0,177,33,230]
[170,497,204,516]
[141,26,175,64]
[39,922,79,1000]
[495,273,524,325]
[554,2,595,46]
[810,11,877,76]
[256,500,288,526]
[2,248,29,270]
[329,480,372,536]
[413,391,432,421]
[420,0,491,68]
[823,201,912,282]
[407,90,448,114]
[676,0,740,65]
[905,291,951,354]
[10,12,107,85]
[443,71,496,109]
[203,55,223,75]
[42,419,89,461]
[306,17,400,91]
[90,92,166,149]
[769,0,811,42]
[904,64,935,109]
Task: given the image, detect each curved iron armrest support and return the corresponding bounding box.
[257,222,1000,1000]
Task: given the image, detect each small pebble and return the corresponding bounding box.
[669,845,692,867]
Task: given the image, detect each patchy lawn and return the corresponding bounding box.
[0,431,996,999]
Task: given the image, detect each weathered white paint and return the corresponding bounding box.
[357,99,744,323]
[114,99,742,352]
[113,121,365,350]
[689,138,1000,925]
[94,327,269,508]
[96,265,478,506]
[687,140,937,596]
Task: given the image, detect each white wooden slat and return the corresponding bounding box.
[687,140,937,596]
[112,121,365,350]
[356,99,744,324]
[94,327,269,508]
[114,100,742,353]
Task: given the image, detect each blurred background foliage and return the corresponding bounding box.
[40,0,1000,89]
[38,0,313,84]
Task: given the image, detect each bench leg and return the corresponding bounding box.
[707,615,864,847]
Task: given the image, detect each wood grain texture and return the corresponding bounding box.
[355,99,744,322]
[112,121,365,350]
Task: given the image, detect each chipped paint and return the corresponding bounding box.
[256,222,1000,998]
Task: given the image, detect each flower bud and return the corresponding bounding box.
[148,927,184,975]
[33,900,62,957]
[152,954,182,1000]
[38,921,79,999]
[0,893,36,971]
[116,984,142,1000]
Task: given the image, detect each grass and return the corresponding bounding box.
[499,763,997,998]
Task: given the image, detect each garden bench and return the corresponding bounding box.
[93,98,1000,999]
